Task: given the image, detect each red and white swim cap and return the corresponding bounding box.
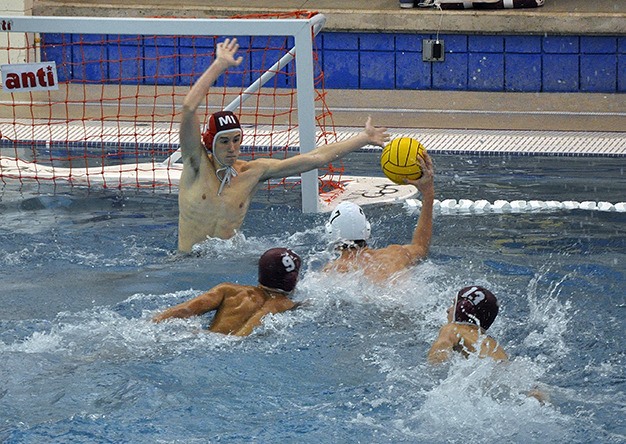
[202,110,242,151]
[258,248,301,293]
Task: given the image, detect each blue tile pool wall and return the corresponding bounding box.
[40,34,299,88]
[41,32,625,93]
[318,32,625,93]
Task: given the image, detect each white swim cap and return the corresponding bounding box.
[325,201,371,242]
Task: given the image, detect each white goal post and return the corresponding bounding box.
[0,13,328,212]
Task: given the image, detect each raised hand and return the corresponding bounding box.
[363,116,390,147]
[405,152,434,194]
[216,38,244,68]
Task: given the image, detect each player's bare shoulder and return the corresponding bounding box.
[374,243,414,263]
[223,282,261,298]
[207,283,256,304]
[237,156,274,176]
[435,322,461,345]
[266,294,299,312]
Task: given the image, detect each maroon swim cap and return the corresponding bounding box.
[201,110,242,151]
[454,286,499,330]
[258,248,301,293]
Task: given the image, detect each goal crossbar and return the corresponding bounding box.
[5,15,324,38]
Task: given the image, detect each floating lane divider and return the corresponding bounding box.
[404,198,626,213]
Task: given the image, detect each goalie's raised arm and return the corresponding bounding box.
[179,38,243,168]
[258,116,390,181]
[182,38,243,114]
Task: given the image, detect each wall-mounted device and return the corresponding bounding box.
[423,39,445,62]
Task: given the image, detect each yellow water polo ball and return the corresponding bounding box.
[380,137,427,185]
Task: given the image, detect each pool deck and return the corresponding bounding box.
[26,0,626,155]
[31,0,626,35]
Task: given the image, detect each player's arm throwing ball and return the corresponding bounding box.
[324,152,434,282]
[401,152,435,263]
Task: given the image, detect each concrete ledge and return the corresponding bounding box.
[32,0,626,36]
[324,90,626,132]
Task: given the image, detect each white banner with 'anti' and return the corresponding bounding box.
[1,61,59,93]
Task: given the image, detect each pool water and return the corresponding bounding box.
[1,153,624,443]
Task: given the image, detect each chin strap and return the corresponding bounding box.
[215,165,238,195]
[212,151,238,196]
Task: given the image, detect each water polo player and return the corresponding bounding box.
[177,37,389,253]
[428,286,508,363]
[153,248,302,336]
[323,152,434,283]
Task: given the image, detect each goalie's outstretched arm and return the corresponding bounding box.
[258,117,389,181]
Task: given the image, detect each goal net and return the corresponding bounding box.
[0,11,340,212]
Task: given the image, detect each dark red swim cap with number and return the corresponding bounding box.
[201,110,242,151]
[258,248,301,293]
[454,286,499,330]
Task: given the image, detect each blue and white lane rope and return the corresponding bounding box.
[404,198,626,213]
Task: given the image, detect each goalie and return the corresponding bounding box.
[177,37,390,253]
